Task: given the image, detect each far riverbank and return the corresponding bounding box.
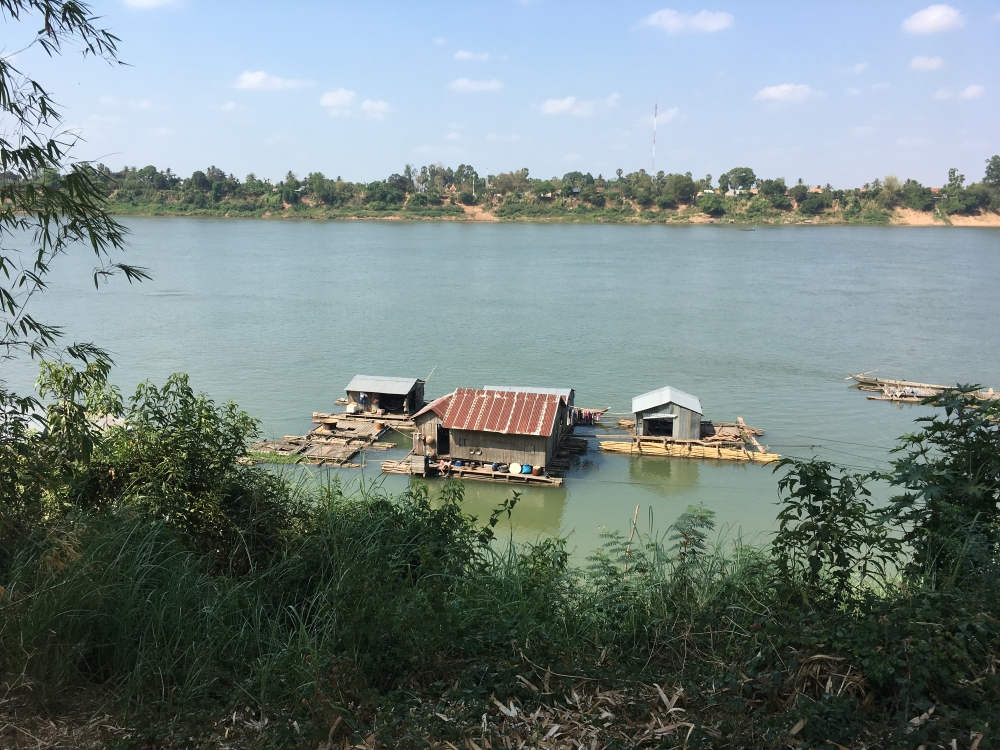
[107,201,1000,226]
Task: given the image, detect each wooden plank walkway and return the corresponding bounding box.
[382,457,564,486]
[251,416,392,466]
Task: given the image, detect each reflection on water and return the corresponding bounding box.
[628,456,700,497]
[421,479,568,539]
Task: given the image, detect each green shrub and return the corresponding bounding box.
[697,192,726,216]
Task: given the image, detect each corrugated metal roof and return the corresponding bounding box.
[484,386,574,404]
[442,389,560,437]
[345,375,420,395]
[632,386,703,415]
[413,392,454,420]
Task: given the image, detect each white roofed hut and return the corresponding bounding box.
[632,385,703,440]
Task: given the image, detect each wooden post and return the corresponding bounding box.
[624,504,640,573]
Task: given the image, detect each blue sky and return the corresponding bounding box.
[10,1,1000,186]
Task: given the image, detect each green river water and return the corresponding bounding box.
[7,219,999,554]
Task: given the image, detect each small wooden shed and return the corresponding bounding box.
[345,375,425,415]
[632,386,703,440]
[412,388,566,468]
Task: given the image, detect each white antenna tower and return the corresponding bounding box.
[652,103,657,174]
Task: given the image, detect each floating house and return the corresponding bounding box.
[632,386,703,440]
[344,375,425,415]
[412,388,567,468]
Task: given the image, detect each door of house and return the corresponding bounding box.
[436,425,450,455]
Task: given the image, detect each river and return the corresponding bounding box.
[6,219,999,554]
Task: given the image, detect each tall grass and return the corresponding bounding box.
[3,476,998,746]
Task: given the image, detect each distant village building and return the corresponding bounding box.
[632,386,703,440]
[412,388,567,467]
[344,375,425,415]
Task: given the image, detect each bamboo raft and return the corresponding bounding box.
[599,437,780,463]
[598,417,779,463]
[251,416,392,466]
[313,411,416,431]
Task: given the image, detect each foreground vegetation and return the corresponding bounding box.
[94,159,1000,225]
[2,365,1000,749]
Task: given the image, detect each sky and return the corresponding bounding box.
[5,1,1000,186]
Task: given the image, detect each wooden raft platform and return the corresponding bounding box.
[381,457,564,486]
[251,416,393,466]
[313,411,416,431]
[598,417,779,463]
[599,438,780,463]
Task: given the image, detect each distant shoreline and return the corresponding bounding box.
[107,204,1000,227]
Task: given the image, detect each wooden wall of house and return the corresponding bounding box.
[637,404,701,440]
[413,412,444,455]
[448,429,558,467]
[411,382,425,412]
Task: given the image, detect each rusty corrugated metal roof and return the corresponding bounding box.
[413,392,454,420]
[441,389,560,437]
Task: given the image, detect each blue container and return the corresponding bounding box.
[454,460,463,467]
[491,462,499,471]
[521,464,532,474]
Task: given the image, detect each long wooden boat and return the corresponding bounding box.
[848,373,999,402]
[847,373,949,392]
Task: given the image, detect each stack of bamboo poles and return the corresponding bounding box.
[599,438,780,463]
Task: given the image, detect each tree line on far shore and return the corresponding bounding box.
[64,155,1000,222]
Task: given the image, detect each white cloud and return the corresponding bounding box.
[871,82,890,91]
[935,87,953,99]
[605,93,621,107]
[320,88,357,116]
[853,126,878,137]
[641,8,734,33]
[846,87,863,96]
[754,83,818,102]
[903,4,964,33]
[361,99,392,119]
[539,96,592,116]
[958,84,985,99]
[910,55,943,71]
[131,99,153,109]
[853,62,869,74]
[147,126,175,137]
[898,135,931,148]
[993,12,1000,22]
[454,50,489,61]
[236,71,312,90]
[446,132,461,141]
[220,101,243,112]
[99,95,118,106]
[124,0,176,7]
[564,152,582,163]
[449,78,503,92]
[433,37,447,45]
[659,106,679,123]
[486,132,519,142]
